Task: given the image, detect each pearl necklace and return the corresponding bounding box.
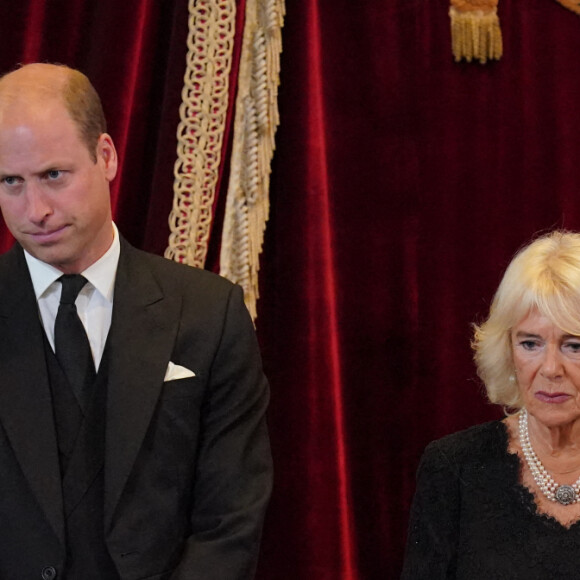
[518,409,580,505]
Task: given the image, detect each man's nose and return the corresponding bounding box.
[26,185,53,224]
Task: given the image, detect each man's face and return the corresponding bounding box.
[0,99,117,273]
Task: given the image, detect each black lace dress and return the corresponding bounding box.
[401,421,580,579]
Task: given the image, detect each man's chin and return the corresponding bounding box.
[21,244,73,271]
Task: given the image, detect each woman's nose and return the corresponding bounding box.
[540,344,564,379]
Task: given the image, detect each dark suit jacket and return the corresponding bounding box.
[0,239,272,580]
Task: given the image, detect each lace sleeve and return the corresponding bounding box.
[401,440,461,580]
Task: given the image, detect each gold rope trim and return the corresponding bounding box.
[219,0,285,320]
[165,0,236,267]
[450,0,502,64]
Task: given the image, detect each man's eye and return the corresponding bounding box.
[2,176,21,186]
[46,170,62,180]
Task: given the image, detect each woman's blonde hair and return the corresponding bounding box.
[473,231,580,408]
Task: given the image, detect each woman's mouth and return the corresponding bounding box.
[535,391,572,404]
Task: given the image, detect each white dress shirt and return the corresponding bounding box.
[24,223,120,370]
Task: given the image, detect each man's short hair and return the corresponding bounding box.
[0,64,107,163]
[61,67,107,163]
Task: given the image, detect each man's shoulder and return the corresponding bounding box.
[0,244,26,280]
[122,242,238,299]
[0,243,22,266]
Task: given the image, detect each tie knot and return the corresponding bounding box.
[59,274,88,305]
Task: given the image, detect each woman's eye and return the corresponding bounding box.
[565,342,580,353]
[520,340,539,351]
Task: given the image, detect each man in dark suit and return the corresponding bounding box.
[0,63,272,579]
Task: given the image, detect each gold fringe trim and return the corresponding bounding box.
[450,5,503,64]
[165,0,236,267]
[555,0,580,16]
[219,0,285,320]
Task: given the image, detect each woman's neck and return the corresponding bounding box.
[528,412,580,468]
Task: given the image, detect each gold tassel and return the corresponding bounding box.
[555,0,580,16]
[450,0,502,64]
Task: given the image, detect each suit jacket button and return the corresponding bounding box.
[41,567,57,580]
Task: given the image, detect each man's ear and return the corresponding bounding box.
[96,133,118,181]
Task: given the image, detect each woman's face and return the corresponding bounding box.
[511,310,580,428]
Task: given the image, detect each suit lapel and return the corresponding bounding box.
[104,241,181,528]
[0,246,64,545]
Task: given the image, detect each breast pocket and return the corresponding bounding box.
[158,376,204,432]
[160,376,200,400]
[155,377,204,484]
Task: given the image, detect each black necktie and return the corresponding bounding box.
[55,274,96,412]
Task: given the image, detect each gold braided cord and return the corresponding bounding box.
[165,0,236,267]
[220,0,285,320]
[450,0,502,64]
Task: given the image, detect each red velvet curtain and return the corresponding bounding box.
[5,0,580,578]
[257,0,580,578]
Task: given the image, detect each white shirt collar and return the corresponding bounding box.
[24,222,121,302]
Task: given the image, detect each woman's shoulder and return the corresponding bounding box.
[423,420,508,466]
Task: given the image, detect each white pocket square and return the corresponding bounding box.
[164,362,196,381]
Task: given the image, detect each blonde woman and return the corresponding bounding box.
[403,231,580,579]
